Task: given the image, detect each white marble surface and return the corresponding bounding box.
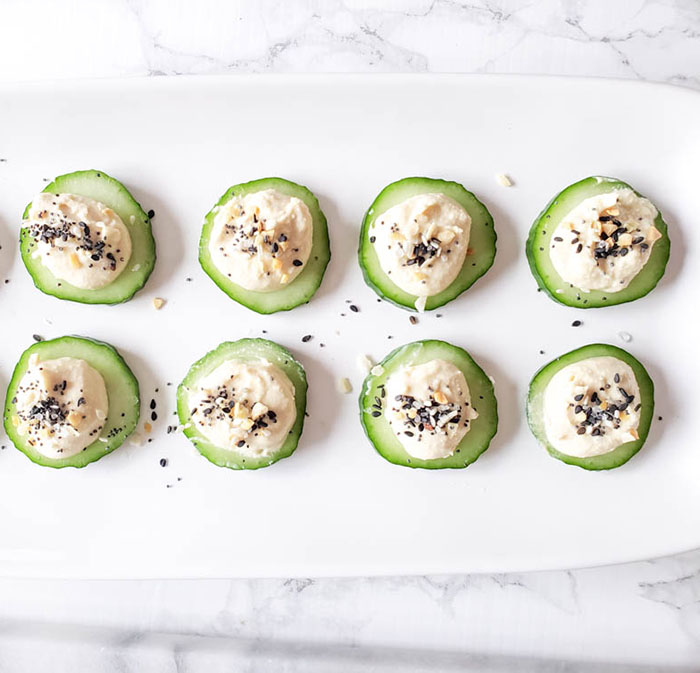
[1,0,700,670]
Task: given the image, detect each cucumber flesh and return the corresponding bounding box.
[199,178,331,314]
[526,176,670,308]
[21,170,156,304]
[526,343,654,470]
[177,338,307,470]
[359,339,498,469]
[358,177,497,312]
[3,336,140,468]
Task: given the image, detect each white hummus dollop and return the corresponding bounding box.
[24,193,132,289]
[12,355,109,459]
[549,188,661,293]
[543,356,642,458]
[209,189,313,292]
[188,359,296,458]
[371,193,471,297]
[384,358,478,460]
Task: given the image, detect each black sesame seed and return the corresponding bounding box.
[571,320,582,327]
[349,304,359,313]
[409,316,417,325]
[150,399,156,410]
[147,209,155,219]
[371,411,381,417]
[159,458,167,467]
[151,411,158,422]
[237,440,245,447]
[32,334,44,342]
[292,259,303,267]
[301,334,312,343]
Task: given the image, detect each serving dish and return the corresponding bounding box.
[0,74,697,577]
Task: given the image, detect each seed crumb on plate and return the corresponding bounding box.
[357,354,373,374]
[337,377,353,394]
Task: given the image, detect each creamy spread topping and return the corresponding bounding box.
[24,193,132,290]
[209,189,313,292]
[549,188,661,293]
[188,359,296,458]
[383,358,478,460]
[543,356,642,458]
[370,193,471,297]
[11,355,109,459]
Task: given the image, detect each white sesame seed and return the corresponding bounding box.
[618,331,633,343]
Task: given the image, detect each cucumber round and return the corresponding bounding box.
[3,336,140,469]
[177,338,307,470]
[526,176,670,308]
[199,177,331,314]
[526,343,654,470]
[20,169,156,304]
[359,339,498,469]
[358,177,497,312]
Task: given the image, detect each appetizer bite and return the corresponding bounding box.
[21,170,155,304]
[177,338,307,469]
[199,178,330,314]
[360,339,497,468]
[527,344,654,470]
[527,176,670,308]
[3,336,140,468]
[358,177,496,312]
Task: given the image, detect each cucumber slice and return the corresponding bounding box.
[20,170,156,304]
[527,343,654,470]
[3,336,140,469]
[177,338,307,470]
[526,176,670,308]
[358,177,497,311]
[359,339,498,469]
[199,178,331,314]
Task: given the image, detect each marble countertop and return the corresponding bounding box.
[1,1,699,670]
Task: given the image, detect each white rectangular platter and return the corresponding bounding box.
[0,75,698,578]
